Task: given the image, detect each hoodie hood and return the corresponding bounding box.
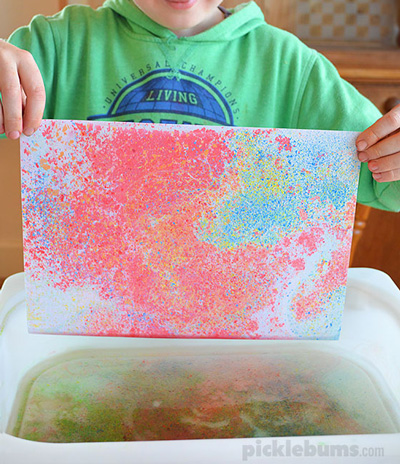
[102,0,265,41]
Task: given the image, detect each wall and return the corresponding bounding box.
[0,0,59,39]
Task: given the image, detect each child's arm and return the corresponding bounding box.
[356,106,400,183]
[0,39,46,139]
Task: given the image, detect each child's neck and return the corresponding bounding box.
[173,7,225,37]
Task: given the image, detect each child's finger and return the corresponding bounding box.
[357,131,400,162]
[371,167,400,183]
[0,62,23,139]
[18,53,45,136]
[356,104,400,151]
[0,100,4,135]
[368,151,400,179]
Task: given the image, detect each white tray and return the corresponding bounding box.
[0,268,400,464]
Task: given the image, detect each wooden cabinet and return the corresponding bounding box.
[322,49,400,286]
[223,0,400,286]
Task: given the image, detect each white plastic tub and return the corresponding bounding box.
[1,268,400,464]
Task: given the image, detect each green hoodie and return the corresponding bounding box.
[6,0,400,211]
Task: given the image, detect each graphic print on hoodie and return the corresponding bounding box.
[88,68,236,125]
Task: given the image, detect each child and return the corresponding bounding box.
[0,0,399,211]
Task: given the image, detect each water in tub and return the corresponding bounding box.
[8,349,399,442]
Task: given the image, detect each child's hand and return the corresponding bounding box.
[0,39,45,139]
[357,104,400,183]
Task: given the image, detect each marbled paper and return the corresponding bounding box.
[20,120,360,339]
